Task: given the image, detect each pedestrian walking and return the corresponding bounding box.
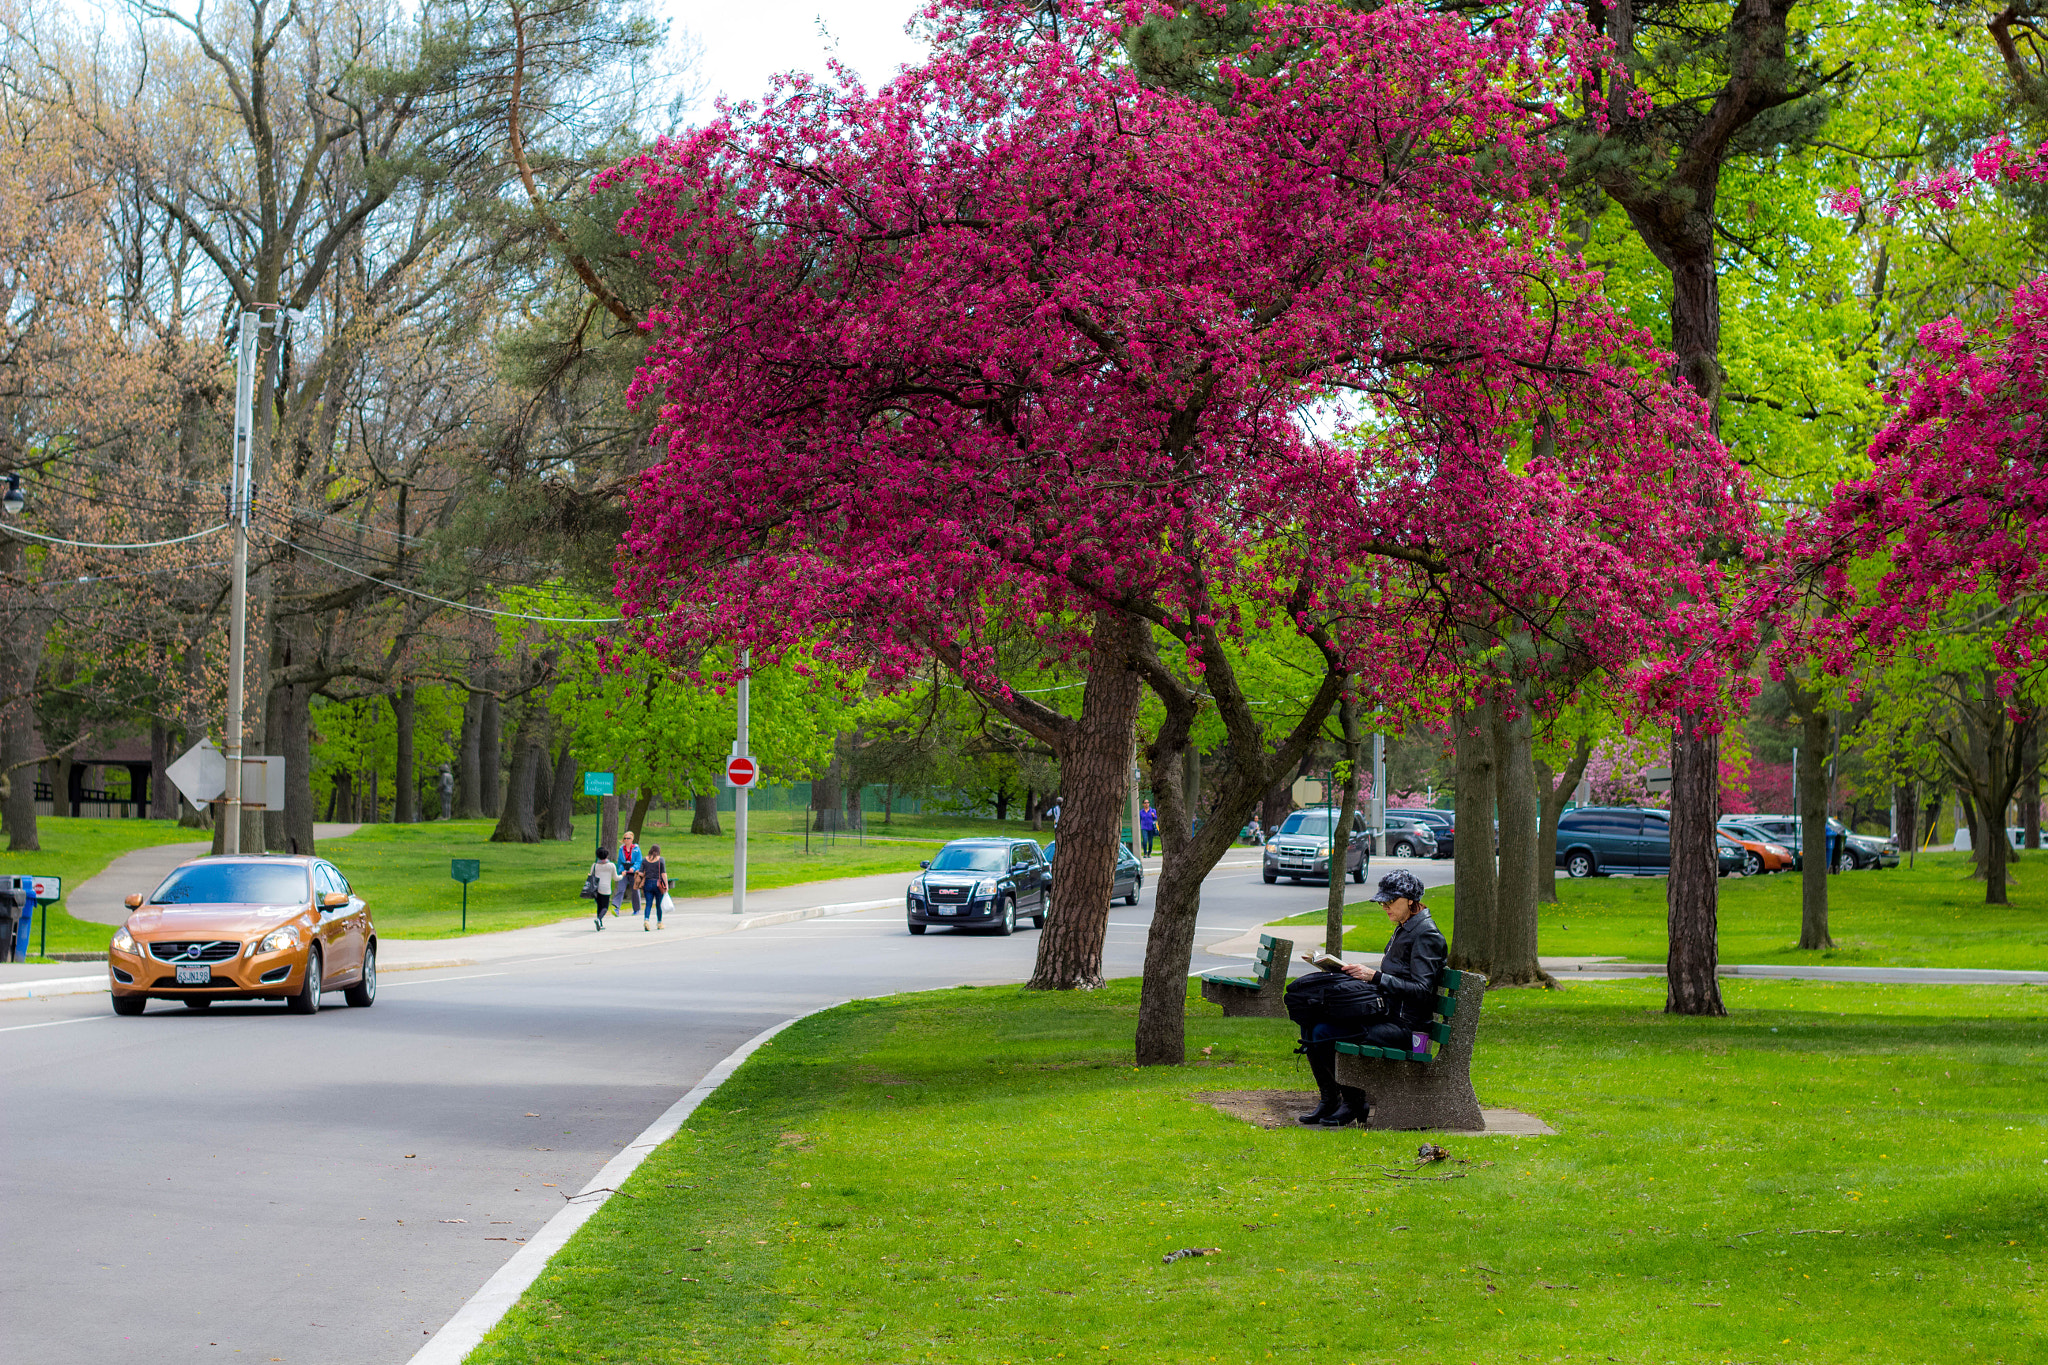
[640,845,668,929]
[1043,796,1061,828]
[616,831,644,919]
[589,848,616,930]
[1140,801,1158,856]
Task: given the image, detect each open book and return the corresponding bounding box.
[1300,950,1349,972]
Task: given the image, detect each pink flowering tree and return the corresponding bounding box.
[602,1,1742,1051]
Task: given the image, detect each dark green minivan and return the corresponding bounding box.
[1555,806,1671,878]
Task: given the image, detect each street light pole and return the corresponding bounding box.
[222,312,259,854]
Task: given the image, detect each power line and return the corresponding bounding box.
[261,530,627,624]
[0,522,229,551]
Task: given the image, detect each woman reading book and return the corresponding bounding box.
[1283,869,1445,1127]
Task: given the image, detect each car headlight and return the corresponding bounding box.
[973,879,996,899]
[111,926,138,956]
[1769,845,1789,857]
[258,926,302,954]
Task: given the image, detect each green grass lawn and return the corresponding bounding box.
[1267,852,2048,970]
[0,818,209,957]
[468,975,2047,1364]
[319,815,988,940]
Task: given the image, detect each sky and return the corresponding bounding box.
[668,1,934,107]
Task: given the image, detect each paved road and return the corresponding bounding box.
[0,848,1433,1365]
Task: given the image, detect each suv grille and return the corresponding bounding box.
[149,940,242,963]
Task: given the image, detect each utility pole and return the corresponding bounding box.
[222,312,260,854]
[1372,734,1386,854]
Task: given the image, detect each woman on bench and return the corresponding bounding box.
[1284,870,1446,1127]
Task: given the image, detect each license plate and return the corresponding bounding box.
[175,964,212,985]
[938,907,957,916]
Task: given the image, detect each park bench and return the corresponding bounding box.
[1197,934,1293,1017]
[1333,967,1488,1131]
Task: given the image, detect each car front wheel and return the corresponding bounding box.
[1566,851,1597,879]
[993,897,1015,936]
[344,945,376,1008]
[1262,869,1277,884]
[111,995,146,1016]
[908,921,926,935]
[287,946,322,1014]
[1743,851,1763,877]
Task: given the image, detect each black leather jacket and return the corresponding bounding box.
[1375,908,1447,1029]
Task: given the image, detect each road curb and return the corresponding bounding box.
[406,1001,846,1365]
[0,974,107,1002]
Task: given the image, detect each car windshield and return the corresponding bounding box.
[929,845,1007,873]
[1278,811,1347,837]
[150,862,310,905]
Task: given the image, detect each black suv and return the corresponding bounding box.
[906,838,1049,935]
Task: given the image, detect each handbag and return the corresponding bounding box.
[1283,970,1386,1023]
[579,870,600,900]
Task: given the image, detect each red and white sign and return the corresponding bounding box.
[725,755,759,788]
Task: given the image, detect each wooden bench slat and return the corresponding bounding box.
[1200,974,1262,988]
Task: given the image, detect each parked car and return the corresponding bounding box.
[906,838,1050,935]
[1392,807,1456,858]
[1844,831,1901,869]
[107,855,376,1015]
[1716,819,1795,877]
[1263,809,1371,884]
[1382,812,1442,859]
[1041,839,1144,906]
[1554,806,1672,878]
[1739,815,1867,872]
[2005,827,2047,853]
[1716,834,1748,877]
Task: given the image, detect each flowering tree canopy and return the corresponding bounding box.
[601,1,1746,1000]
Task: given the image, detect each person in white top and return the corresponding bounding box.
[590,848,617,930]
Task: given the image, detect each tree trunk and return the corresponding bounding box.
[1795,697,1833,947]
[627,784,654,842]
[392,684,417,824]
[813,743,846,831]
[601,793,620,853]
[690,791,722,835]
[480,690,503,818]
[1489,702,1549,987]
[1324,695,1360,957]
[1260,775,1292,837]
[1533,734,1594,906]
[544,734,578,840]
[1447,701,1498,974]
[457,688,483,819]
[1030,612,1145,991]
[1665,714,1726,1016]
[532,739,554,826]
[1895,779,1919,864]
[2020,724,2041,850]
[0,535,40,850]
[364,767,379,825]
[489,706,546,843]
[149,723,177,820]
[993,785,1011,821]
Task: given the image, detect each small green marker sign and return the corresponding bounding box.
[451,858,480,931]
[583,771,615,796]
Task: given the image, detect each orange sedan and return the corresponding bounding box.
[107,855,375,1015]
[1717,820,1795,877]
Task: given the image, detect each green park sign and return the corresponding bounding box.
[583,771,615,796]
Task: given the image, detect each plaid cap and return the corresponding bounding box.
[1369,870,1427,904]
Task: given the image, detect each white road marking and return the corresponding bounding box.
[0,1014,107,1035]
[377,972,510,987]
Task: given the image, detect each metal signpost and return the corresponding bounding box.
[450,859,480,932]
[583,772,615,859]
[728,651,757,916]
[33,876,58,958]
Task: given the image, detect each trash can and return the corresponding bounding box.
[0,876,30,964]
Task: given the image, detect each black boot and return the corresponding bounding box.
[1311,1086,1370,1128]
[1298,1041,1341,1124]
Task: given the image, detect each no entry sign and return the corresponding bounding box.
[725,755,759,788]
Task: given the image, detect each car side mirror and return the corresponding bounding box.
[123,893,144,909]
[919,860,930,870]
[320,892,349,909]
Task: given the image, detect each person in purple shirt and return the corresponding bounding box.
[1139,801,1158,856]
